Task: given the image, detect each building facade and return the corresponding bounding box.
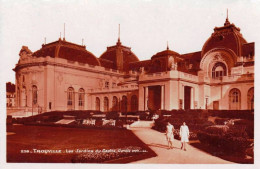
[13,17,254,114]
[6,82,16,107]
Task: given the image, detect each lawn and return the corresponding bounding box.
[7,124,156,163]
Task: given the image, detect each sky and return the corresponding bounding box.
[0,0,260,84]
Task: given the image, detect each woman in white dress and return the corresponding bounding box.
[180,122,189,151]
[165,122,174,149]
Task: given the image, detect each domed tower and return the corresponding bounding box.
[200,13,254,78]
[32,38,100,66]
[99,38,139,72]
[149,44,183,73]
[99,26,139,72]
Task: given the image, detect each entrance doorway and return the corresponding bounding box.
[213,101,219,110]
[148,86,161,110]
[184,86,191,110]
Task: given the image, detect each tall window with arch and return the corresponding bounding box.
[121,96,127,112]
[32,85,37,106]
[247,87,254,110]
[78,88,85,110]
[104,97,109,112]
[131,95,138,112]
[212,62,227,79]
[67,87,75,110]
[96,97,100,111]
[112,96,118,111]
[21,86,27,107]
[229,88,241,110]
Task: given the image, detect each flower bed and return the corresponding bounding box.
[71,146,146,163]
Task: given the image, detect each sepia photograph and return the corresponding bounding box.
[1,0,260,168]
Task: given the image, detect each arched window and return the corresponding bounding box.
[32,85,37,105]
[229,88,241,110]
[78,88,85,110]
[131,95,138,112]
[247,87,254,110]
[96,97,100,111]
[104,97,109,112]
[21,86,27,107]
[212,62,227,79]
[67,87,75,110]
[121,96,127,112]
[112,96,118,111]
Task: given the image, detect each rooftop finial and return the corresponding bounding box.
[60,32,61,39]
[167,41,169,50]
[227,8,229,20]
[118,24,120,42]
[44,37,46,45]
[82,38,84,46]
[63,23,66,41]
[117,24,122,46]
[224,9,230,26]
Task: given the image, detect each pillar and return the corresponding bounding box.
[144,86,149,110]
[191,87,194,109]
[161,85,165,110]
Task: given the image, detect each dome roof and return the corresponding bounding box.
[152,48,180,59]
[202,18,247,57]
[33,39,100,66]
[99,40,139,71]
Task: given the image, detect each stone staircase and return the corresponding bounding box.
[130,120,155,128]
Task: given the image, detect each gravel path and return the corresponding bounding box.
[130,127,234,164]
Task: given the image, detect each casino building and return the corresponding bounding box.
[13,16,254,114]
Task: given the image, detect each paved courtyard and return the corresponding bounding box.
[130,127,233,164]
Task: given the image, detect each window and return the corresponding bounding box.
[212,62,227,79]
[105,81,109,89]
[112,96,118,111]
[78,88,85,110]
[96,97,100,111]
[32,85,37,105]
[247,87,254,110]
[67,87,75,110]
[229,88,241,110]
[131,95,138,112]
[121,96,127,112]
[112,83,117,88]
[21,86,27,107]
[104,97,109,112]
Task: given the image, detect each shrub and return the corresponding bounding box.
[106,112,119,120]
[115,120,124,128]
[234,119,254,139]
[197,131,250,153]
[214,118,229,125]
[204,125,229,136]
[208,110,254,120]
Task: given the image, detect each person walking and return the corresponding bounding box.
[165,122,174,149]
[180,122,189,151]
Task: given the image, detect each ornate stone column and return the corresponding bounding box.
[144,86,149,110]
[161,85,165,110]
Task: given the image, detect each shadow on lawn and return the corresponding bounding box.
[190,141,253,164]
